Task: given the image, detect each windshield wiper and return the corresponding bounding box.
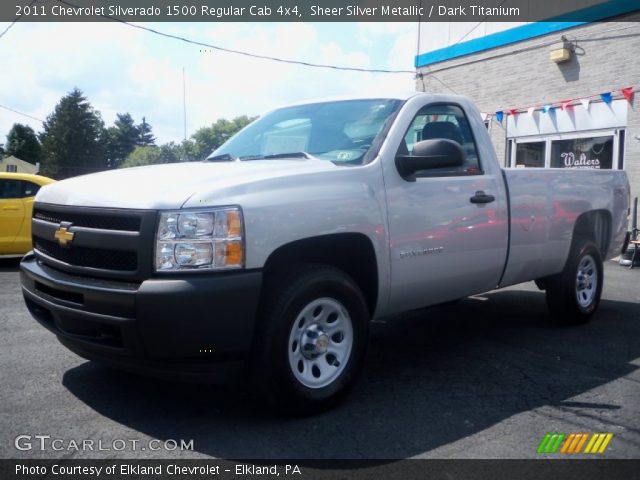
[240,151,313,161]
[206,153,236,162]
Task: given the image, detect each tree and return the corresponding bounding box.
[39,88,106,179]
[5,123,42,164]
[120,144,179,168]
[190,115,254,160]
[0,144,5,157]
[137,117,156,146]
[174,139,198,162]
[106,113,139,168]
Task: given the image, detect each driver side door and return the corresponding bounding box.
[0,179,26,252]
[382,102,508,313]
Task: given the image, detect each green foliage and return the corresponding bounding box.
[5,123,42,164]
[39,88,106,179]
[106,113,139,168]
[120,144,179,168]
[173,139,198,162]
[190,115,255,160]
[119,116,254,167]
[10,86,253,176]
[137,117,156,146]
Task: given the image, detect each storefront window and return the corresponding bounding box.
[550,136,613,169]
[515,142,545,168]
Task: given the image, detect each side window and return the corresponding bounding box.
[0,179,22,199]
[399,104,482,176]
[22,181,40,197]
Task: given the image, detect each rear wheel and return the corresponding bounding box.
[253,264,369,414]
[545,238,603,325]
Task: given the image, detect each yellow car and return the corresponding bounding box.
[0,172,55,256]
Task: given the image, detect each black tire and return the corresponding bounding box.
[545,238,603,325]
[252,264,369,415]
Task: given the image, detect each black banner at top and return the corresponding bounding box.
[2,0,640,22]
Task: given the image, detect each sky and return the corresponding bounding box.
[0,21,417,145]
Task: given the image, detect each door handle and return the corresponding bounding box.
[470,191,495,204]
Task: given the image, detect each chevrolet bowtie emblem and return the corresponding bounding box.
[54,226,75,247]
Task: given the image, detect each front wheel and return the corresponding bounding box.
[545,238,603,325]
[252,264,369,414]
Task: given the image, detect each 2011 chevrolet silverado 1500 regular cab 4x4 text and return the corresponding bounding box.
[20,93,630,413]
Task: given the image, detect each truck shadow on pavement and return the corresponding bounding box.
[62,289,640,459]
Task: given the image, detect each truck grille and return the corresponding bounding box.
[35,238,138,271]
[34,207,141,232]
[32,203,156,280]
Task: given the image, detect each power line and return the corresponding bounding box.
[0,0,38,40]
[0,103,45,123]
[451,0,510,47]
[55,0,415,75]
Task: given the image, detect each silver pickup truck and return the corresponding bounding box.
[20,93,630,413]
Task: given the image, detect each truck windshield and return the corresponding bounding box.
[208,99,403,165]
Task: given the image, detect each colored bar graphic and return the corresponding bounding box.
[537,434,552,454]
[549,433,565,453]
[597,433,613,453]
[567,433,582,453]
[584,433,598,453]
[538,433,613,454]
[574,433,589,453]
[560,434,575,453]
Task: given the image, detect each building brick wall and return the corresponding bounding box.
[416,15,640,203]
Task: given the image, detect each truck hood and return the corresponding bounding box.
[36,159,338,209]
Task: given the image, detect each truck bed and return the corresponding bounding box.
[500,168,629,287]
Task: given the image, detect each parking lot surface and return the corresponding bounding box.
[1,258,639,459]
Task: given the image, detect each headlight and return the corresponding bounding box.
[155,207,244,272]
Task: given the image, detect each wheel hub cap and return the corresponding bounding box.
[288,297,354,389]
[576,254,597,308]
[301,326,330,359]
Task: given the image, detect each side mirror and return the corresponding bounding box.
[395,139,465,181]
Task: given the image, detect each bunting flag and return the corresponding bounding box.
[495,84,637,121]
[600,92,612,105]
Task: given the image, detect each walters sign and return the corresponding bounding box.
[560,151,601,169]
[551,136,613,170]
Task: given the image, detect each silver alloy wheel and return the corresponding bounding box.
[576,254,597,308]
[287,297,354,389]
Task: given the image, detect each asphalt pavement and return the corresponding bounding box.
[1,257,639,459]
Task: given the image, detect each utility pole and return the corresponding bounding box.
[182,67,187,143]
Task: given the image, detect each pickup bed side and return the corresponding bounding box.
[500,168,629,287]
